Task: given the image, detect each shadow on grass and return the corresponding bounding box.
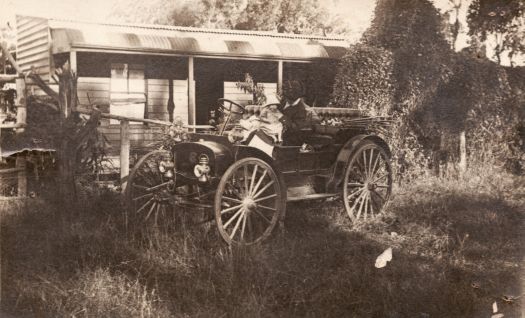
[1,183,523,317]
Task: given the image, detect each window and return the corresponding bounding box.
[110,63,145,124]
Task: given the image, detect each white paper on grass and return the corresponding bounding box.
[492,301,498,313]
[375,247,392,268]
[491,314,504,318]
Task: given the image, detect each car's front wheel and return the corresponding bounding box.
[214,157,285,245]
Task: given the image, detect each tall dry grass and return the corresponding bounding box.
[1,165,523,317]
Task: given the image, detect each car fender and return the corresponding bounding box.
[173,140,233,177]
[326,134,391,192]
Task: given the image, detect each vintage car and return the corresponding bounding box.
[125,99,393,245]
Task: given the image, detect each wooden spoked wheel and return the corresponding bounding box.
[343,140,392,221]
[125,150,174,224]
[215,158,284,245]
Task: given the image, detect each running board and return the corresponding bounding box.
[287,193,339,202]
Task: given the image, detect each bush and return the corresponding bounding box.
[330,0,524,179]
[330,44,393,116]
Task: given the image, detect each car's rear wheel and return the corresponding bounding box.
[343,140,392,221]
[215,158,284,245]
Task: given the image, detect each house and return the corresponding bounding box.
[15,15,348,152]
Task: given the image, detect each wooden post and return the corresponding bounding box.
[15,78,26,134]
[16,154,27,197]
[120,120,130,191]
[188,56,195,126]
[69,52,78,114]
[277,60,283,95]
[69,51,77,73]
[459,130,467,175]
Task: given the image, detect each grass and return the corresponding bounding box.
[1,168,524,317]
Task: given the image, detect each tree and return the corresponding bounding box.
[363,0,453,118]
[356,0,456,177]
[0,22,16,75]
[110,0,335,35]
[467,0,525,65]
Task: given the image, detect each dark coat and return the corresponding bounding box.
[279,99,319,145]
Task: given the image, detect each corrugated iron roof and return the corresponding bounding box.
[46,18,348,61]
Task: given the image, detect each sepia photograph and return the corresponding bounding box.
[0,0,523,317]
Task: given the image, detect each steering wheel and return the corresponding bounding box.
[217,98,246,115]
[217,98,246,136]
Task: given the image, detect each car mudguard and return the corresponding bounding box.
[326,134,391,193]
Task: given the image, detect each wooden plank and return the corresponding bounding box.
[17,19,48,34]
[77,90,110,99]
[148,79,188,87]
[77,109,172,126]
[16,48,48,62]
[148,109,188,118]
[17,38,49,55]
[148,113,168,121]
[17,27,48,45]
[147,79,169,85]
[16,17,38,30]
[16,15,46,29]
[17,27,48,44]
[18,52,49,66]
[78,77,111,84]
[147,91,170,99]
[17,29,48,46]
[147,96,188,103]
[77,82,110,91]
[147,85,187,94]
[0,74,23,82]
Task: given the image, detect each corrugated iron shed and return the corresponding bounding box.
[47,19,349,61]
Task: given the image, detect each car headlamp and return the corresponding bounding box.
[193,154,211,182]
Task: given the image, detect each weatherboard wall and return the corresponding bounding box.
[16,15,52,88]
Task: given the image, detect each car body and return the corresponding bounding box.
[126,100,393,245]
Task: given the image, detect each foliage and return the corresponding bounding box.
[2,169,524,317]
[0,23,16,74]
[111,0,334,35]
[331,0,524,178]
[347,0,453,178]
[330,44,394,116]
[363,0,454,112]
[467,0,525,65]
[236,73,267,105]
